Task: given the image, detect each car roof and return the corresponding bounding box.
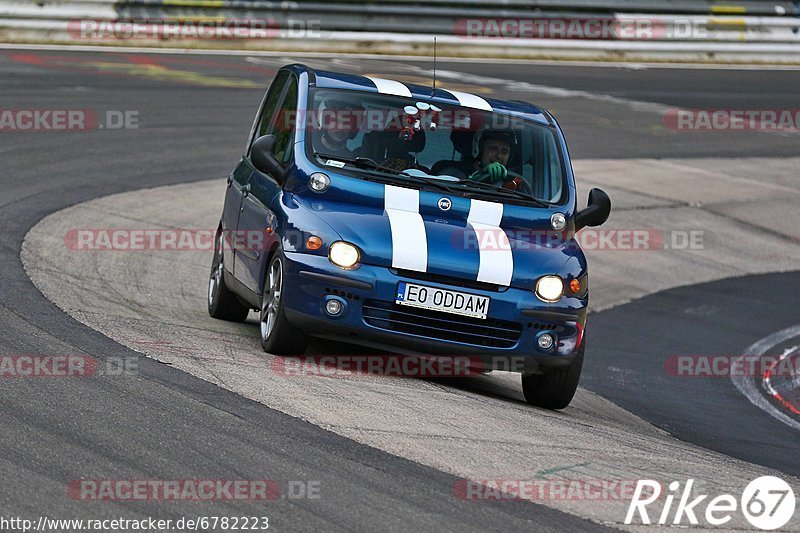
[285,64,553,126]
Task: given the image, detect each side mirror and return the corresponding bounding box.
[251,134,284,179]
[575,188,611,231]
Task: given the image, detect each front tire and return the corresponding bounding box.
[208,231,250,322]
[259,250,308,355]
[521,336,585,410]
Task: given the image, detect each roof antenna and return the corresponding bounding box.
[432,37,437,96]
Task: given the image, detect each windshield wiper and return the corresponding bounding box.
[315,152,550,204]
[314,153,456,194]
[314,153,409,177]
[453,179,551,208]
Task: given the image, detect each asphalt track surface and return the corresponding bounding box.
[2,48,799,529]
[583,272,800,476]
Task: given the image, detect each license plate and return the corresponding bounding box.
[395,282,490,320]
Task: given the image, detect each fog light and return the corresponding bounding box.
[325,299,343,316]
[308,172,330,193]
[538,334,554,350]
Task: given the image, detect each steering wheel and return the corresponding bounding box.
[379,157,431,174]
[503,169,534,195]
[474,167,534,195]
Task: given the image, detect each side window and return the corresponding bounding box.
[538,131,564,203]
[250,71,290,152]
[271,76,298,164]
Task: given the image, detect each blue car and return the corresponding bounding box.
[207,63,611,409]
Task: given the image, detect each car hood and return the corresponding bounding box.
[290,190,578,290]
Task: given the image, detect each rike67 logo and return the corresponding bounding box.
[626,476,795,530]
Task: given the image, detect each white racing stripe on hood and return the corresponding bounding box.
[468,200,513,286]
[385,185,427,272]
[442,89,493,112]
[366,77,413,98]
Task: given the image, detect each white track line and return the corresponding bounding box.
[731,324,800,432]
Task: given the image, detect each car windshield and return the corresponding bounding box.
[303,88,567,205]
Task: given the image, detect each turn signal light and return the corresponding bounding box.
[306,236,323,251]
[569,278,581,294]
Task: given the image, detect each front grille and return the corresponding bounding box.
[362,300,522,349]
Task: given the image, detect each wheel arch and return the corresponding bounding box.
[259,241,282,296]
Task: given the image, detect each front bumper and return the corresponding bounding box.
[282,251,587,371]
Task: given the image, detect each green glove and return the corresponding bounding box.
[470,162,507,184]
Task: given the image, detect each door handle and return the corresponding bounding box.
[242,183,251,197]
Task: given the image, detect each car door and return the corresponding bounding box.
[221,160,252,276]
[235,72,299,293]
[224,71,290,288]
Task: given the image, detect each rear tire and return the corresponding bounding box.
[259,250,308,355]
[521,336,585,410]
[208,231,250,322]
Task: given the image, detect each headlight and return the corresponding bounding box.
[329,241,360,269]
[535,276,563,303]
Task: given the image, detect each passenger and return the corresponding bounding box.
[314,97,364,158]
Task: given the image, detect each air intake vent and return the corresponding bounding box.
[362,300,522,349]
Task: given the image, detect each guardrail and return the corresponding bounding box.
[5,0,796,14]
[0,0,798,62]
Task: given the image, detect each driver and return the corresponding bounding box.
[468,130,515,184]
[314,97,364,157]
